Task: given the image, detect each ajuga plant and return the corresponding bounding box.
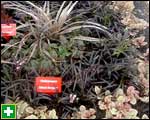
[2,1,112,62]
[1,1,113,77]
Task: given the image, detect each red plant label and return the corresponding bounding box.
[1,24,16,37]
[35,77,62,95]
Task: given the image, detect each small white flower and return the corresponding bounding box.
[69,94,77,103]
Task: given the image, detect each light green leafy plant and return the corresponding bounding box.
[95,86,149,119]
[14,99,58,119]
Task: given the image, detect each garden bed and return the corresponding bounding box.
[1,1,149,119]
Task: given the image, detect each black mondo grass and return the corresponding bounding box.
[1,1,148,119]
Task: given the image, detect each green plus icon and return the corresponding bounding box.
[1,104,16,119]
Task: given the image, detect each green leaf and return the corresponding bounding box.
[49,44,59,49]
[30,60,39,69]
[103,14,111,26]
[40,59,51,69]
[58,46,71,58]
[2,65,11,80]
[50,49,58,58]
[113,40,130,57]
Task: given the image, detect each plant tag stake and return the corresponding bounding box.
[1,23,16,41]
[35,77,62,95]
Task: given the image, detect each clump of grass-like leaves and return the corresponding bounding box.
[2,1,112,65]
[1,1,148,119]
